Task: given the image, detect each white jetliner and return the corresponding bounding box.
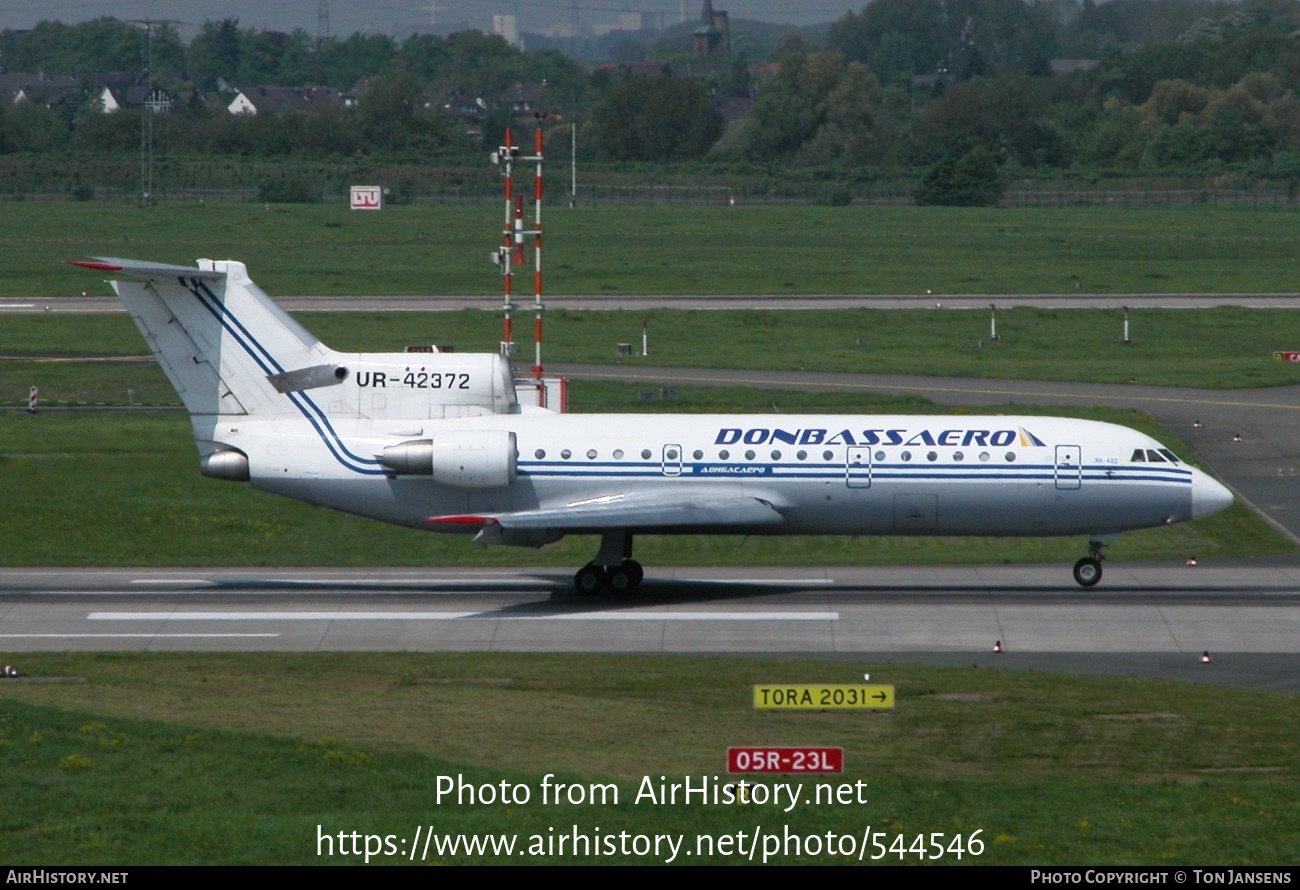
[74,257,1235,592]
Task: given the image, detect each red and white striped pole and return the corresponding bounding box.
[27,385,37,413]
[500,128,515,357]
[532,117,545,382]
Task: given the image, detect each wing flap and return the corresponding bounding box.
[494,493,784,530]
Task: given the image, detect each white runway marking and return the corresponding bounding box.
[675,578,834,586]
[0,633,280,639]
[89,611,839,622]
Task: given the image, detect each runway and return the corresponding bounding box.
[1,566,1296,690]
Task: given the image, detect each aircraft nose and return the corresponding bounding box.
[1191,471,1234,520]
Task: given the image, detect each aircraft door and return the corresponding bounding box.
[662,443,683,476]
[1055,444,1082,490]
[846,446,872,488]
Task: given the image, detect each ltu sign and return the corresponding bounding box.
[350,186,383,210]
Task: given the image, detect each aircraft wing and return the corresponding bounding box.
[431,492,784,530]
[68,257,226,280]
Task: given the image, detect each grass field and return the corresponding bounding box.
[0,652,1295,865]
[7,202,1300,298]
[7,306,1300,394]
[0,388,1287,568]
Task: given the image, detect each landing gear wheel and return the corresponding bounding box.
[607,566,633,593]
[575,564,607,595]
[623,559,643,588]
[606,560,644,593]
[1073,557,1102,587]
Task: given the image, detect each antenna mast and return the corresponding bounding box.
[492,114,547,381]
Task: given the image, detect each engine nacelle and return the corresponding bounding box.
[200,449,250,482]
[382,430,517,488]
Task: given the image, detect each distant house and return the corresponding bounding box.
[594,60,673,78]
[505,82,547,114]
[0,73,80,108]
[429,81,487,136]
[227,86,348,115]
[98,84,176,114]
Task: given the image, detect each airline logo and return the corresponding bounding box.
[713,426,1048,448]
[350,185,383,210]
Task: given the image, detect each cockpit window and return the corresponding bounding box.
[1145,449,1166,463]
[1158,449,1180,464]
[1131,449,1146,462]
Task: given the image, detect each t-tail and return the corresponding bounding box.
[75,258,331,418]
[73,257,523,484]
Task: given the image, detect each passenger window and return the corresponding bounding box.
[953,451,964,462]
[693,449,703,460]
[561,449,571,460]
[927,451,938,462]
[874,451,885,461]
[613,449,624,460]
[822,450,833,461]
[744,450,755,460]
[771,450,781,460]
[587,449,597,460]
[797,450,808,460]
[641,449,651,460]
[901,451,912,462]
[1005,452,1016,462]
[535,449,545,459]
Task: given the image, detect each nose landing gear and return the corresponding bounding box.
[1072,538,1108,587]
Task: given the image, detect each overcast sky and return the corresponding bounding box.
[0,1,859,39]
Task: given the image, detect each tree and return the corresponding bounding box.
[913,142,1007,205]
[908,76,1068,167]
[358,70,455,154]
[829,0,1056,86]
[715,49,883,164]
[187,19,242,87]
[589,75,722,161]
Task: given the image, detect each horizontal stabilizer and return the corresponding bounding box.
[493,492,784,530]
[68,257,226,281]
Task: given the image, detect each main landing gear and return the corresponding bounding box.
[1072,538,1107,587]
[574,531,644,594]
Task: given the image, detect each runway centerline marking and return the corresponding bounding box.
[0,633,279,639]
[88,610,839,622]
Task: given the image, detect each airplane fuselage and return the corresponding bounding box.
[216,411,1216,539]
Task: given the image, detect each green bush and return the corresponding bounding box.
[257,171,322,204]
[914,144,1007,207]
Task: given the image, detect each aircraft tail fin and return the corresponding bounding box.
[74,257,332,418]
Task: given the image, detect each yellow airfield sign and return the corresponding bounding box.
[753,684,895,710]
